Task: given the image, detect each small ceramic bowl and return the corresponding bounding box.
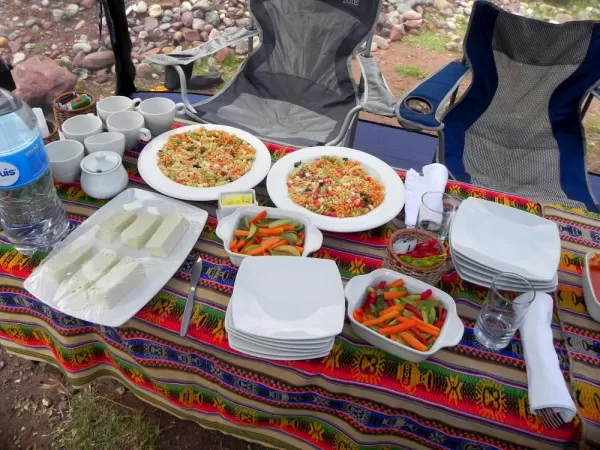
[582,253,600,322]
[216,205,323,267]
[217,189,257,220]
[345,268,464,363]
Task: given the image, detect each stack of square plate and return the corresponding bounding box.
[225,256,345,360]
[449,198,560,292]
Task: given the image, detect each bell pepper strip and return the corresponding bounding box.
[249,210,267,224]
[383,291,407,301]
[361,310,399,327]
[352,310,364,323]
[390,334,397,340]
[410,327,428,346]
[400,332,428,352]
[404,304,423,320]
[386,279,405,289]
[377,319,416,336]
[434,308,447,328]
[420,289,433,300]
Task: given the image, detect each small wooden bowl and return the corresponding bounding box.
[383,228,446,286]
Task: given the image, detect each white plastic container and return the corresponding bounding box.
[216,205,323,267]
[345,268,464,363]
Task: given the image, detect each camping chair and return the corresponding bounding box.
[145,0,396,148]
[396,0,600,210]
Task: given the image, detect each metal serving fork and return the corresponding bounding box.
[537,408,565,429]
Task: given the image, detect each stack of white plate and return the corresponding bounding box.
[225,256,345,360]
[450,198,560,292]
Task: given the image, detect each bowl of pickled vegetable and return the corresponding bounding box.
[345,269,464,362]
[216,206,324,266]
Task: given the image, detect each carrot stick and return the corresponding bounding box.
[352,310,363,323]
[377,320,416,335]
[258,227,285,236]
[383,291,407,300]
[361,310,399,327]
[400,331,428,352]
[249,210,267,224]
[386,279,405,289]
[293,246,304,253]
[380,304,404,316]
[414,321,440,336]
[234,230,249,237]
[260,236,280,249]
[240,238,257,252]
[246,247,265,256]
[413,318,440,333]
[390,334,397,340]
[268,239,289,250]
[229,238,238,251]
[282,225,296,231]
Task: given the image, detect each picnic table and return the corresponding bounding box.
[0,140,599,449]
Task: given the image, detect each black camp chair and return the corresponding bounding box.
[146,0,396,148]
[396,1,600,209]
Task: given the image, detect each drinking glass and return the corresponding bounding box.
[474,272,536,350]
[416,192,461,242]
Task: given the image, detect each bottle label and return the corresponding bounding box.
[0,135,49,189]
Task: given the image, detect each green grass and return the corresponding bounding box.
[404,29,450,53]
[395,64,428,79]
[585,117,600,137]
[53,387,161,450]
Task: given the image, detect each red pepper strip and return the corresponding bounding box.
[377,281,387,289]
[434,309,447,328]
[434,318,445,328]
[385,297,394,307]
[410,327,428,346]
[420,289,433,300]
[405,304,423,320]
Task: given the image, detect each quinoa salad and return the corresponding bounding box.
[157,129,256,187]
[287,156,385,217]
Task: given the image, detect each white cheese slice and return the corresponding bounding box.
[146,213,188,257]
[88,257,145,308]
[42,241,93,282]
[121,211,163,249]
[67,249,120,293]
[97,208,137,242]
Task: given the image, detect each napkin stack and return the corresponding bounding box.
[519,293,577,423]
[404,163,448,227]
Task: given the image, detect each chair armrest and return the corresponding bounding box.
[594,86,600,100]
[396,60,470,131]
[356,54,396,117]
[145,27,258,66]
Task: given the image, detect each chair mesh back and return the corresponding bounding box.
[442,1,600,209]
[196,0,381,146]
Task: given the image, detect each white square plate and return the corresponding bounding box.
[450,198,560,281]
[230,257,345,339]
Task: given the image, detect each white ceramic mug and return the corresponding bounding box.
[137,98,185,136]
[45,139,85,183]
[84,132,126,158]
[106,111,152,150]
[80,151,129,199]
[97,96,142,125]
[61,114,103,144]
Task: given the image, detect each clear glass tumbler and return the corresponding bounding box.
[417,192,461,242]
[474,272,536,350]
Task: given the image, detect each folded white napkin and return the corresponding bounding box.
[519,292,577,423]
[33,108,50,138]
[404,163,448,227]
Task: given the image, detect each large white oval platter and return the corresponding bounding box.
[266,147,405,232]
[138,124,272,201]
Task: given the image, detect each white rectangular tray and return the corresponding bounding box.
[24,188,208,327]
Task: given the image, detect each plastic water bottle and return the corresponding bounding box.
[0,88,69,255]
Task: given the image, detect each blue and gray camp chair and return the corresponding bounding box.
[397,1,600,210]
[146,0,396,148]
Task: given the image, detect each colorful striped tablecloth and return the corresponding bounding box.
[0,142,598,449]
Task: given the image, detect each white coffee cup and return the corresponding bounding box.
[97,96,142,125]
[61,114,103,144]
[45,140,85,183]
[106,111,152,150]
[84,132,126,158]
[137,98,185,137]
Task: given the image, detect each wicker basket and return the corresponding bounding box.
[383,228,446,286]
[43,120,59,145]
[52,91,97,129]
